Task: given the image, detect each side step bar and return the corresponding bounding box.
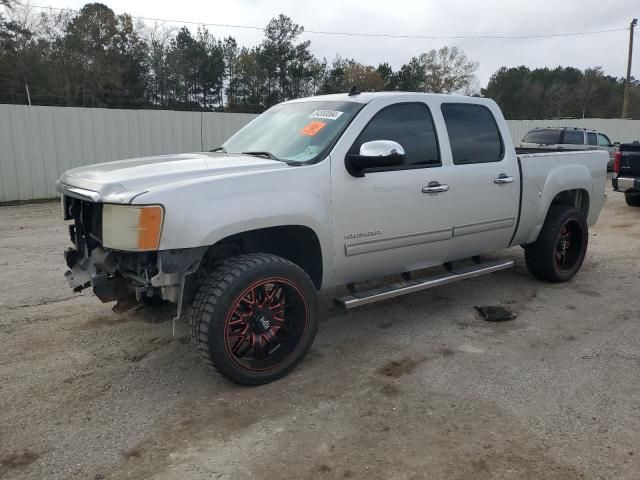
[334,259,514,310]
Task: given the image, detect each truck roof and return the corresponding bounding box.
[283,91,481,105]
[529,126,598,133]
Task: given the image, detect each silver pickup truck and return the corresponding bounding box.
[57,92,608,385]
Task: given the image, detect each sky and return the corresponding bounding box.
[36,0,640,88]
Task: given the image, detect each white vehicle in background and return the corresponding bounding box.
[519,127,616,170]
[57,92,608,385]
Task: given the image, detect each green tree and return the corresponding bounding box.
[260,14,312,105]
[419,46,478,94]
[481,65,639,119]
[60,3,149,107]
[396,57,425,91]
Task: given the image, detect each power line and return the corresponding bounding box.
[18,3,629,40]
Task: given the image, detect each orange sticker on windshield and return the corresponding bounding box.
[300,121,326,136]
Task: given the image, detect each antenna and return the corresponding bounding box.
[348,86,360,96]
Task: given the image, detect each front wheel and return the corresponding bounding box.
[191,253,319,385]
[524,206,588,283]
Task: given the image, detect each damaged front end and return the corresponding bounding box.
[61,193,204,317]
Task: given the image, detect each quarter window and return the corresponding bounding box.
[562,130,585,145]
[350,103,440,170]
[587,132,597,145]
[441,103,504,164]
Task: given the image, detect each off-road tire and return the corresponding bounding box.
[524,206,588,283]
[625,194,640,207]
[191,253,319,385]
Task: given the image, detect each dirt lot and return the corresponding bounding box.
[1,185,639,480]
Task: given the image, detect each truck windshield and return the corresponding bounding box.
[222,101,362,164]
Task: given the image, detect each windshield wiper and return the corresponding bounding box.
[210,146,227,153]
[241,151,281,161]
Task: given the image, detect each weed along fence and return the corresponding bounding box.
[2,104,640,202]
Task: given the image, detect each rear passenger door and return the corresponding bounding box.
[440,103,520,260]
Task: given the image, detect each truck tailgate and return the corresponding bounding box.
[619,143,640,177]
[511,150,608,246]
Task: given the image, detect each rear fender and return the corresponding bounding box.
[519,164,593,245]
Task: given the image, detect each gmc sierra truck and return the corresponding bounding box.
[56,92,608,385]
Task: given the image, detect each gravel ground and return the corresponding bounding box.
[1,184,639,480]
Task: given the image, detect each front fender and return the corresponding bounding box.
[138,160,334,287]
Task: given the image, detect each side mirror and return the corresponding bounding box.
[613,141,621,148]
[345,140,405,177]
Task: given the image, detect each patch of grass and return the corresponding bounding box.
[0,197,59,207]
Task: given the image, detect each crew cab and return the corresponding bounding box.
[57,92,608,385]
[612,141,640,206]
[519,127,616,170]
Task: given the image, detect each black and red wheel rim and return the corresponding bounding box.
[223,277,309,373]
[555,219,583,271]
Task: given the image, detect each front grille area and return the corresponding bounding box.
[62,195,103,255]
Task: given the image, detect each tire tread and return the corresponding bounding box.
[190,253,318,385]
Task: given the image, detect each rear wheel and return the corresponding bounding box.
[191,253,319,385]
[625,194,640,207]
[525,206,588,283]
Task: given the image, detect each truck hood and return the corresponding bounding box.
[56,152,289,203]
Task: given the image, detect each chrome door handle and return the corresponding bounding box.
[494,174,514,184]
[422,182,449,194]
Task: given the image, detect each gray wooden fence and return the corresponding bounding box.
[0,105,257,202]
[2,104,640,202]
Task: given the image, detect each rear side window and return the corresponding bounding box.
[522,129,561,144]
[587,132,597,145]
[598,133,612,146]
[562,130,584,145]
[441,103,504,164]
[350,102,440,169]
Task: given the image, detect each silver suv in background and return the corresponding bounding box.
[519,127,616,170]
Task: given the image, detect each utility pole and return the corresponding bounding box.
[622,18,637,119]
[25,83,32,106]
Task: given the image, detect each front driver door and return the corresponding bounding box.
[330,99,454,286]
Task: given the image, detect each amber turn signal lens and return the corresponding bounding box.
[137,206,164,250]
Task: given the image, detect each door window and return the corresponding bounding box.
[587,132,597,145]
[597,133,612,146]
[562,130,585,145]
[441,103,504,164]
[350,103,440,170]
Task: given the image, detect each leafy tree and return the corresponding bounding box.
[260,14,312,106]
[418,46,478,94]
[3,3,636,118]
[396,57,425,91]
[318,57,383,93]
[482,65,639,119]
[376,62,398,91]
[60,3,149,107]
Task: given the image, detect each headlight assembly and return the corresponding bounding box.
[102,204,164,251]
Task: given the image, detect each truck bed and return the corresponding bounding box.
[511,150,609,246]
[515,147,580,155]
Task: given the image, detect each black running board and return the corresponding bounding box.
[334,259,514,310]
